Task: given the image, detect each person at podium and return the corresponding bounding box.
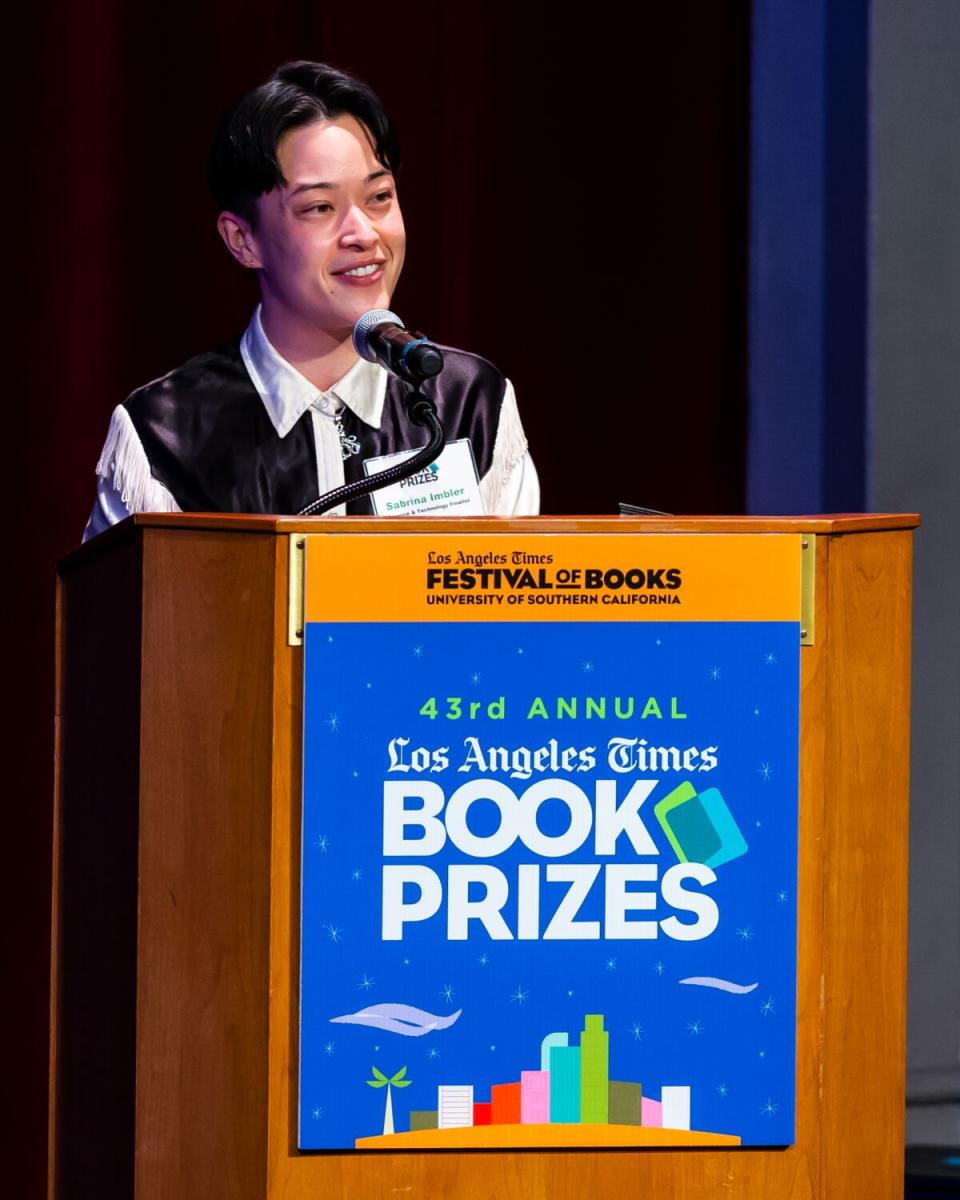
[83,61,538,539]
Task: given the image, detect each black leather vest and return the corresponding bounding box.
[124,338,505,516]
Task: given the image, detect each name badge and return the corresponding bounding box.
[364,438,485,516]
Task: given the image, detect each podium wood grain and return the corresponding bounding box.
[51,515,915,1199]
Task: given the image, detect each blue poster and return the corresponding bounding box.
[299,534,801,1151]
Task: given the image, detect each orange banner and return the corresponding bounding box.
[304,533,801,623]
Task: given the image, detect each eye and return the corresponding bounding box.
[371,189,393,204]
[304,201,333,215]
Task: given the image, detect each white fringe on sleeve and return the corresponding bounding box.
[480,380,530,515]
[94,406,181,513]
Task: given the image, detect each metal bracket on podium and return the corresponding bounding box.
[800,535,816,646]
[288,535,305,647]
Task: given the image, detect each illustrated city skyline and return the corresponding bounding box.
[395,1011,706,1138]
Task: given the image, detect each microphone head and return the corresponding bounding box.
[352,309,403,362]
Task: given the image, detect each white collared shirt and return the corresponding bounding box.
[84,308,539,540]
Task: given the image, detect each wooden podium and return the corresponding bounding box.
[50,513,916,1199]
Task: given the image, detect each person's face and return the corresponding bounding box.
[227,115,406,341]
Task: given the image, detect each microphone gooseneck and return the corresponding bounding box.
[298,394,445,517]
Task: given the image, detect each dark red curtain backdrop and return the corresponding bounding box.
[10,4,747,1191]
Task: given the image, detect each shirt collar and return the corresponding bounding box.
[240,305,387,438]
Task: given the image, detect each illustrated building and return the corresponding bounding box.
[579,1014,609,1123]
[520,1070,550,1123]
[491,1082,521,1124]
[437,1085,474,1128]
[409,1110,438,1131]
[540,1031,568,1071]
[661,1085,691,1131]
[608,1081,642,1125]
[549,1045,581,1122]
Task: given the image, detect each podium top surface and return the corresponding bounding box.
[61,511,920,570]
[63,510,920,565]
[120,511,921,534]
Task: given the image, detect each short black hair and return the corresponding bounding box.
[207,61,401,224]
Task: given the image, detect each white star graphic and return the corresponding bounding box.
[761,1097,779,1116]
[440,984,455,1002]
[351,867,363,882]
[323,923,343,943]
[359,974,375,991]
[686,1019,704,1035]
[629,1022,643,1041]
[717,1083,728,1099]
[312,1106,322,1119]
[471,671,481,684]
[758,762,773,782]
[583,661,595,673]
[427,1046,440,1061]
[764,651,778,666]
[315,834,330,853]
[760,995,776,1016]
[323,1041,335,1056]
[777,889,788,903]
[412,644,424,658]
[710,666,721,680]
[605,957,617,971]
[736,925,753,942]
[326,713,340,733]
[510,985,529,1004]
[477,953,489,966]
[654,960,665,976]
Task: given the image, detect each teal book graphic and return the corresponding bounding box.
[656,782,749,868]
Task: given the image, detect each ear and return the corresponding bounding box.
[217,211,262,269]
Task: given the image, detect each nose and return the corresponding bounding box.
[339,205,378,248]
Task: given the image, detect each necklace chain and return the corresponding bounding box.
[333,410,361,460]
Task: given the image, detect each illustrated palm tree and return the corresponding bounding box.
[366,1065,411,1135]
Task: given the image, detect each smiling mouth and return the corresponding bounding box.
[337,262,383,278]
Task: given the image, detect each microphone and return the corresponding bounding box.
[352,309,444,384]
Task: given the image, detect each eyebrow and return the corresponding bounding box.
[289,169,392,197]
